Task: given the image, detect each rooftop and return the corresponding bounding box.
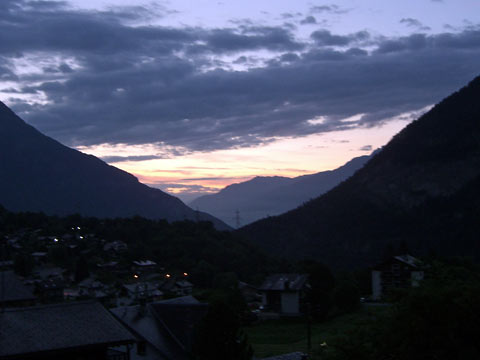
[259,274,309,291]
[0,271,36,304]
[111,296,206,360]
[0,301,135,357]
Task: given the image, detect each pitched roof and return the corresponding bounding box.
[157,295,199,305]
[150,302,208,351]
[259,274,309,291]
[111,304,186,360]
[110,296,206,360]
[0,271,36,304]
[261,352,307,360]
[0,301,135,357]
[373,254,423,270]
[124,282,157,292]
[394,254,421,268]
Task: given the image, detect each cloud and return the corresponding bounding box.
[310,5,349,15]
[145,182,220,203]
[300,16,317,25]
[310,29,370,46]
[359,145,372,151]
[400,18,431,31]
[100,155,167,163]
[1,1,480,157]
[196,26,304,53]
[180,176,244,182]
[374,30,480,54]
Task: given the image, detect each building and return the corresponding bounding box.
[34,278,65,303]
[111,296,208,360]
[259,274,309,315]
[0,270,36,307]
[371,254,425,300]
[0,301,135,360]
[261,352,308,360]
[123,282,163,302]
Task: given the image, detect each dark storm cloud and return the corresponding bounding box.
[375,30,480,54]
[0,57,17,81]
[310,30,370,46]
[0,1,301,59]
[194,26,304,53]
[1,0,480,154]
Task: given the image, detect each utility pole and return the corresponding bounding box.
[306,302,312,357]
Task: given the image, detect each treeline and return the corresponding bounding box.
[318,258,480,360]
[0,205,280,285]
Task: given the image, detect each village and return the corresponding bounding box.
[0,220,431,360]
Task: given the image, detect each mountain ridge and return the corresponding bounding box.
[0,101,230,230]
[240,75,480,269]
[190,154,371,227]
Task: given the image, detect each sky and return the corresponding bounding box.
[1,0,479,202]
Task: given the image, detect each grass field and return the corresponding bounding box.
[245,306,386,358]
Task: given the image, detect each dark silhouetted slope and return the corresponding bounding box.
[0,101,229,230]
[190,155,371,227]
[240,75,480,269]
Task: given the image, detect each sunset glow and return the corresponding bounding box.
[80,116,415,202]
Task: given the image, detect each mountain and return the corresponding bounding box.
[0,101,229,230]
[189,154,371,227]
[240,75,480,269]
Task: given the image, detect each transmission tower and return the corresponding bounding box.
[235,209,242,228]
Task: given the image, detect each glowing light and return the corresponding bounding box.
[133,274,139,279]
[183,272,188,276]
[165,274,171,278]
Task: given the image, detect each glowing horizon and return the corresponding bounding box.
[78,115,415,202]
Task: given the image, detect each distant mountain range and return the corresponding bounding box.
[0,101,229,230]
[190,154,371,227]
[241,75,480,269]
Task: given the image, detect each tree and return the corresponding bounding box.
[333,279,360,314]
[323,260,480,360]
[14,253,34,277]
[74,256,90,283]
[299,260,335,320]
[193,300,253,360]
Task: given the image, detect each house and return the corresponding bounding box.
[34,266,66,281]
[0,301,135,360]
[111,296,208,360]
[132,260,157,275]
[371,254,425,300]
[0,270,36,307]
[259,274,309,315]
[239,281,261,303]
[31,252,47,265]
[0,260,14,271]
[103,240,128,254]
[34,277,65,303]
[123,282,163,302]
[175,280,193,296]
